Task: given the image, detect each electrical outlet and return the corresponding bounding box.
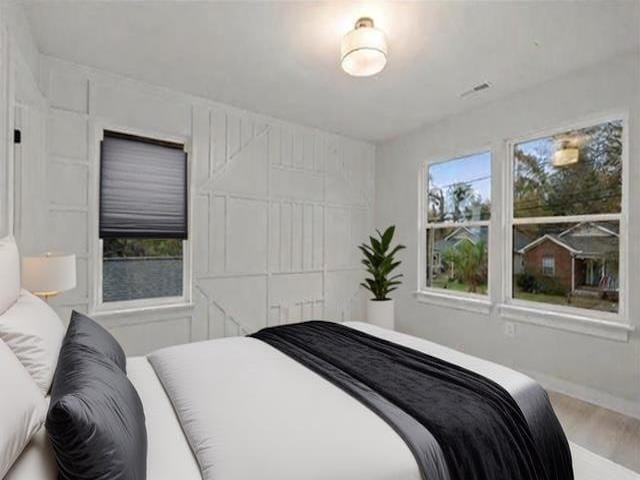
[504,321,516,338]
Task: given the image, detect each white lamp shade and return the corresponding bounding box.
[341,20,388,77]
[21,254,76,296]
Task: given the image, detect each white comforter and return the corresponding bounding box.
[146,322,540,480]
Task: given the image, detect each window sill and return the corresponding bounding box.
[498,303,634,342]
[414,290,492,315]
[91,301,195,323]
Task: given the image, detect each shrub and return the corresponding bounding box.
[516,270,568,296]
[515,272,537,293]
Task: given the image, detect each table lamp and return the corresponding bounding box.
[21,253,76,301]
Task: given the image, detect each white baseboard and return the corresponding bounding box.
[525,370,640,420]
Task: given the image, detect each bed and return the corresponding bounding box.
[6,318,571,480]
[1,235,636,480]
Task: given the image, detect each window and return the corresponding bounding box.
[510,120,623,314]
[542,256,555,276]
[98,131,188,306]
[423,151,491,296]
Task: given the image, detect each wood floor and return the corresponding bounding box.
[548,391,640,473]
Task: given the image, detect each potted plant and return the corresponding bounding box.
[359,225,405,329]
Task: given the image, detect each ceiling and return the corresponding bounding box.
[23,1,640,143]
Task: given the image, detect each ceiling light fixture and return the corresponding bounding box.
[341,17,388,77]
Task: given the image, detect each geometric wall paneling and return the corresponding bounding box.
[270,272,322,312]
[34,57,374,353]
[47,67,89,114]
[271,166,324,202]
[269,124,326,174]
[209,195,226,274]
[324,269,367,323]
[208,300,227,339]
[208,124,269,197]
[47,159,88,208]
[325,206,352,269]
[198,275,268,335]
[48,109,88,159]
[107,316,192,356]
[191,285,210,342]
[191,105,212,186]
[47,209,88,254]
[193,193,210,277]
[225,197,268,274]
[92,80,192,137]
[269,200,324,274]
[325,138,374,207]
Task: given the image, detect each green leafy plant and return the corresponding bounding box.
[442,239,487,293]
[359,226,405,301]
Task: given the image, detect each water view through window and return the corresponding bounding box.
[103,238,183,303]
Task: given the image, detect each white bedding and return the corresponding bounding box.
[7,322,632,480]
[126,357,201,480]
[6,357,201,480]
[145,321,545,480]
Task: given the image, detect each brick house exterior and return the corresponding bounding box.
[518,222,619,293]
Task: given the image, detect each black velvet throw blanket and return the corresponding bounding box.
[251,321,573,480]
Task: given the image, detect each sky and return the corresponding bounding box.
[428,151,491,201]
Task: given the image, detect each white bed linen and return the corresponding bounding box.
[146,321,552,480]
[6,357,201,480]
[4,427,56,480]
[147,334,422,480]
[126,356,202,480]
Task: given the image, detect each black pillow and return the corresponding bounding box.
[66,310,127,372]
[46,313,147,480]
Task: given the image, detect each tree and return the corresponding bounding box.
[442,239,487,293]
[448,182,473,221]
[428,173,446,221]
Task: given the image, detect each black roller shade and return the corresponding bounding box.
[99,131,187,239]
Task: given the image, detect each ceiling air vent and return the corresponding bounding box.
[460,82,492,99]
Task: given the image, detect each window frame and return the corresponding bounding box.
[503,112,629,324]
[417,147,493,308]
[89,122,193,315]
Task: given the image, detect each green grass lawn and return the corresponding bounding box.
[513,288,618,313]
[431,276,487,295]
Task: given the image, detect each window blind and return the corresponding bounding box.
[99,131,187,239]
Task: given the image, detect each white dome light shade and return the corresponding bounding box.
[341,17,388,77]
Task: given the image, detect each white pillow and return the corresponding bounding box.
[0,339,47,478]
[0,236,20,315]
[0,291,66,394]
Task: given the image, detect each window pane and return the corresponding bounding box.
[426,226,488,295]
[514,120,622,218]
[103,238,183,302]
[513,222,619,313]
[427,152,491,223]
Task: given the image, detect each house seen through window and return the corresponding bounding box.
[425,151,491,295]
[99,131,188,304]
[512,120,623,313]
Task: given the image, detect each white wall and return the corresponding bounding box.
[23,56,374,355]
[375,52,640,415]
[0,1,43,238]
